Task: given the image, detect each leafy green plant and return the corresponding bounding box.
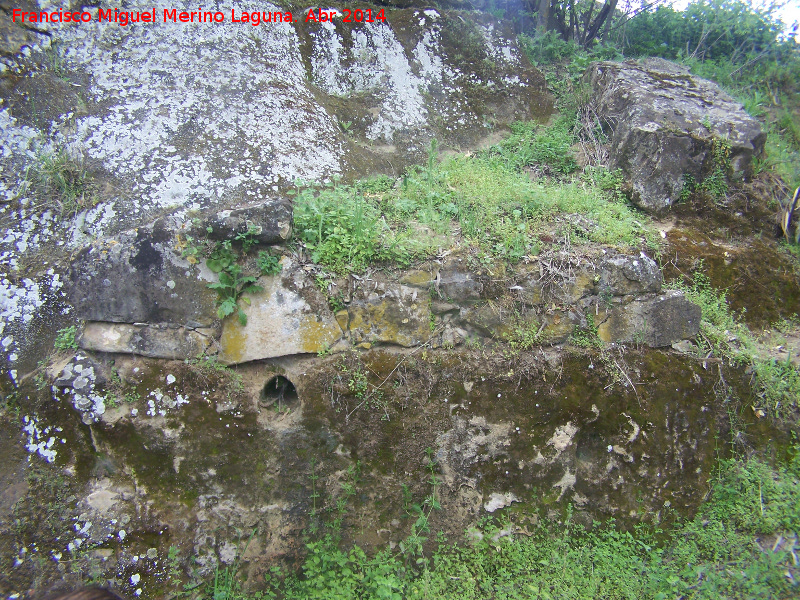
[294,182,411,271]
[206,240,237,274]
[257,251,282,276]
[570,314,601,348]
[234,224,261,252]
[700,136,732,200]
[486,117,578,175]
[54,325,78,350]
[502,313,545,352]
[207,264,262,325]
[203,241,262,325]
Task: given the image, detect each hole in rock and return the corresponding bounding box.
[259,375,298,409]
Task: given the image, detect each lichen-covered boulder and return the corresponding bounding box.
[587,58,765,212]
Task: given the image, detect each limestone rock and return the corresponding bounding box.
[587,58,765,212]
[343,285,432,347]
[597,290,701,347]
[198,199,292,246]
[219,275,342,364]
[436,269,483,303]
[79,322,214,360]
[599,252,662,297]
[68,220,217,326]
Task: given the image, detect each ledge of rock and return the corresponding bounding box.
[79,322,215,360]
[196,198,293,245]
[587,58,766,212]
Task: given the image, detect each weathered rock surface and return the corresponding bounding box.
[599,252,662,296]
[0,0,43,58]
[587,58,766,212]
[69,220,217,327]
[218,273,342,364]
[79,322,214,360]
[597,290,702,347]
[197,199,293,245]
[342,284,432,348]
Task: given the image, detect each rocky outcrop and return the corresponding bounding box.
[587,58,766,212]
[72,241,699,362]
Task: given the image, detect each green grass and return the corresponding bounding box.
[25,146,94,216]
[293,125,658,272]
[675,270,800,424]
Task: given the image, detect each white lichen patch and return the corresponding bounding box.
[11,0,342,224]
[21,415,64,463]
[0,272,64,374]
[146,388,189,416]
[483,491,518,513]
[546,422,579,455]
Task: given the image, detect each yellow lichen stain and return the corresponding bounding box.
[335,310,350,332]
[399,270,434,287]
[220,322,247,364]
[568,273,596,303]
[299,317,341,353]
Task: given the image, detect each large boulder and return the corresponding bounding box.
[587,58,766,212]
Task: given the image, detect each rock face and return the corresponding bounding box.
[597,290,702,347]
[69,219,218,327]
[587,58,766,212]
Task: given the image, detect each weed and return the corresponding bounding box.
[292,120,658,271]
[25,146,94,216]
[257,251,282,276]
[234,224,262,252]
[700,136,732,200]
[294,182,411,271]
[185,354,243,395]
[502,313,544,352]
[485,117,578,175]
[676,270,800,424]
[54,325,78,350]
[570,313,601,348]
[124,390,142,404]
[260,450,799,600]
